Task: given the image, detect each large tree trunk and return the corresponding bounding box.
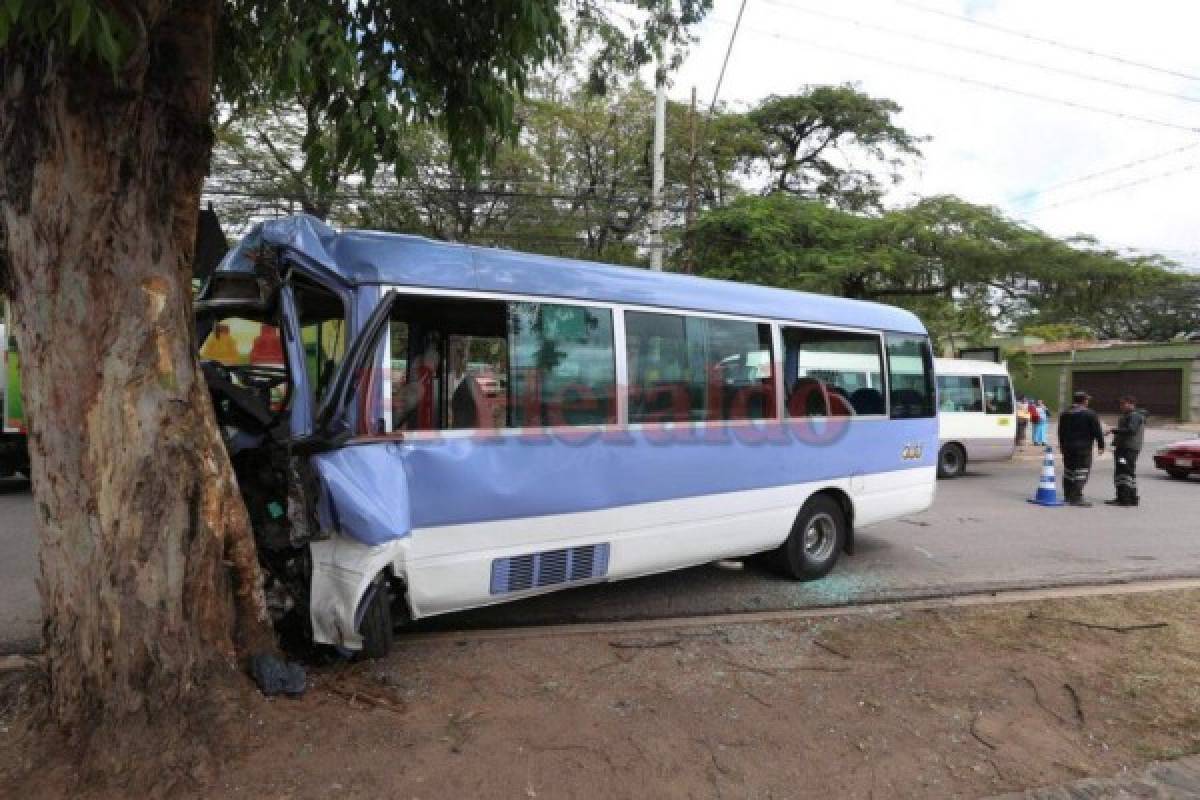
[0,0,274,746]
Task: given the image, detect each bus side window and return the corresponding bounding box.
[983,375,1014,415]
[385,295,616,432]
[886,334,936,419]
[936,375,983,413]
[294,279,348,405]
[625,312,694,423]
[510,302,616,427]
[692,317,775,421]
[782,327,885,417]
[386,296,508,432]
[624,312,775,423]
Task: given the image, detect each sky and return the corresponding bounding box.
[664,0,1200,271]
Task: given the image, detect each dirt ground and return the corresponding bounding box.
[3,588,1200,799]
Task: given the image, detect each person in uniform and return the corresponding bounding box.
[1105,395,1145,507]
[1057,390,1105,507]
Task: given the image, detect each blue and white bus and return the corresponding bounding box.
[197,215,938,657]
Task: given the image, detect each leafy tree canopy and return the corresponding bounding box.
[1023,273,1200,342]
[209,76,664,264]
[1,0,710,195]
[746,85,924,209]
[1020,323,1095,342]
[688,193,1178,346]
[205,79,915,267]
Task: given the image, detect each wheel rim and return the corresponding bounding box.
[941,448,961,473]
[803,512,837,562]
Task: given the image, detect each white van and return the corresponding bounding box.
[934,358,1016,478]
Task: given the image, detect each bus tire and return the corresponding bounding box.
[774,495,845,581]
[355,574,394,660]
[937,443,966,479]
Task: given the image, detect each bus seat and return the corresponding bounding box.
[891,388,924,416]
[636,382,691,422]
[850,387,885,415]
[828,386,856,417]
[787,377,828,417]
[721,381,771,420]
[450,374,486,429]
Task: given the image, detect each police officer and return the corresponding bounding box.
[1057,390,1105,507]
[1105,395,1145,507]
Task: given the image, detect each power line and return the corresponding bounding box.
[709,0,749,114]
[202,184,688,205]
[201,186,693,214]
[1012,141,1200,201]
[895,0,1200,84]
[207,175,667,197]
[760,0,1200,105]
[1033,163,1199,211]
[726,21,1200,134]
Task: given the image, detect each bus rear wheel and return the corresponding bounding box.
[774,495,845,581]
[937,443,966,479]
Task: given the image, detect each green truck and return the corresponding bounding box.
[1,298,29,478]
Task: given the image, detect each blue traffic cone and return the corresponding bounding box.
[1027,446,1065,506]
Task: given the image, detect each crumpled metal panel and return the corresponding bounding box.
[312,444,411,545]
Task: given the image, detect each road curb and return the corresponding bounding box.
[401,575,1200,644]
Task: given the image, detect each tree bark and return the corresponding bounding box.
[0,0,274,745]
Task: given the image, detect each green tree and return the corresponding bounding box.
[1092,274,1200,340]
[336,78,663,264]
[746,85,923,209]
[1021,323,1095,342]
[344,120,554,244]
[0,0,707,767]
[689,193,1175,346]
[1026,272,1200,342]
[664,99,760,211]
[523,81,658,260]
[1004,348,1033,382]
[208,101,348,223]
[208,79,911,266]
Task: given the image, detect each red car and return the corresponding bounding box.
[1154,438,1200,480]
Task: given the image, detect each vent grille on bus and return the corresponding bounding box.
[490,544,610,595]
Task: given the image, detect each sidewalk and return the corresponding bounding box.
[1158,422,1200,434]
[1013,423,1197,460]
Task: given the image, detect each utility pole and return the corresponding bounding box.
[685,85,697,274]
[650,63,667,271]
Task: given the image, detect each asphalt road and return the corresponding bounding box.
[0,477,37,654]
[1,428,1198,649]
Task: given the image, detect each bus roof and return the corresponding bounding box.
[934,357,1011,377]
[214,214,927,334]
